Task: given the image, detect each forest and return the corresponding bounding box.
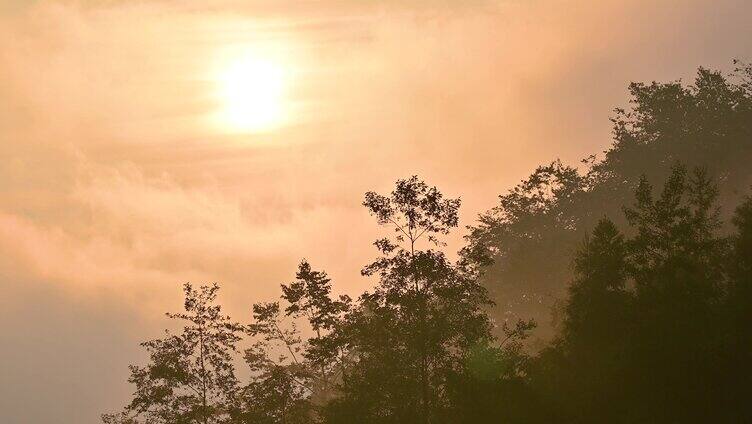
[104,62,752,423]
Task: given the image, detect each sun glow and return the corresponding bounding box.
[214,51,288,133]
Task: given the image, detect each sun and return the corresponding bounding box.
[214,52,288,133]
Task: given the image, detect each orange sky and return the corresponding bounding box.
[1,0,751,422]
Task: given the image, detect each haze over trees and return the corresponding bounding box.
[106,62,752,423]
[464,61,752,343]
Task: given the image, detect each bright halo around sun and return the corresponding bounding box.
[214,52,288,133]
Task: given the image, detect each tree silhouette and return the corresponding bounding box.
[280,260,351,399]
[465,65,752,345]
[241,260,351,422]
[106,62,752,424]
[532,218,632,421]
[723,195,752,422]
[323,176,503,424]
[103,284,244,424]
[531,165,746,422]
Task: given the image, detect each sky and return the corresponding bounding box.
[1,0,751,422]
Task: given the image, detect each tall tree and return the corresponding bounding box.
[281,260,351,400]
[533,166,732,422]
[618,165,726,422]
[324,176,495,424]
[241,301,311,424]
[532,219,632,422]
[240,260,351,423]
[721,195,752,422]
[103,284,244,424]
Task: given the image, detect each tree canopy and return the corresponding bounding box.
[464,64,752,343]
[107,62,752,423]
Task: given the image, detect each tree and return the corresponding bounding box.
[462,161,593,344]
[465,65,752,346]
[532,219,632,422]
[721,195,752,422]
[532,166,732,422]
[617,165,727,422]
[324,176,496,424]
[241,301,311,424]
[444,319,541,424]
[103,284,244,424]
[240,260,351,423]
[281,260,352,399]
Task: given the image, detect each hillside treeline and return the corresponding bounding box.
[105,62,752,423]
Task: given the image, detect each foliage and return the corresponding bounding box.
[240,260,351,422]
[322,176,509,424]
[107,62,752,423]
[103,284,244,424]
[531,165,752,423]
[464,65,752,343]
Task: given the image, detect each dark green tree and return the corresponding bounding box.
[533,166,732,422]
[718,195,752,422]
[623,166,729,422]
[532,219,632,422]
[444,319,541,424]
